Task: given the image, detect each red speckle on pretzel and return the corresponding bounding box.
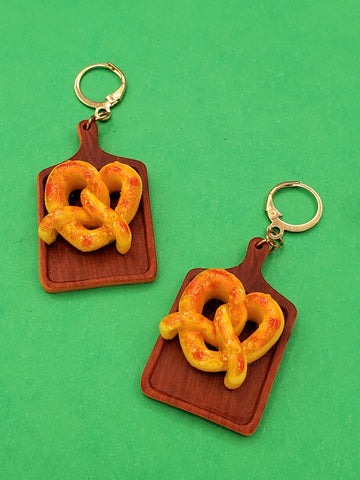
[193,348,206,361]
[81,237,93,247]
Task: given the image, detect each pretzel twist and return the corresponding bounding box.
[38,160,142,253]
[159,269,284,389]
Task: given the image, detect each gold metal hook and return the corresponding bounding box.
[265,181,323,244]
[74,62,126,121]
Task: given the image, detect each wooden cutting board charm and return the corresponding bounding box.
[142,182,323,435]
[37,63,157,293]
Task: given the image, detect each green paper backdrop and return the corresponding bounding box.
[0,0,359,478]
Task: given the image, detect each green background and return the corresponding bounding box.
[1,1,359,478]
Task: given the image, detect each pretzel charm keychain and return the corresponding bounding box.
[37,63,157,293]
[142,181,323,435]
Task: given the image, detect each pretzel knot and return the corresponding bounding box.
[159,269,284,389]
[38,160,142,254]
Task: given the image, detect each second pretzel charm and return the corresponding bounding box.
[141,239,294,436]
[142,182,323,435]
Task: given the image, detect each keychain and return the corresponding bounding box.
[142,181,323,435]
[37,63,157,293]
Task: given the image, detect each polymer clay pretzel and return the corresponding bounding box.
[159,269,284,389]
[38,160,142,253]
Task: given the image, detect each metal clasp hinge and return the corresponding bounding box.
[74,62,126,123]
[259,181,323,251]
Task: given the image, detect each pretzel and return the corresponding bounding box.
[38,160,142,253]
[159,268,284,389]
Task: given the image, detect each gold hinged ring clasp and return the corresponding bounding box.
[74,62,126,122]
[258,181,323,251]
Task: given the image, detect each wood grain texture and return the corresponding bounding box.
[37,120,157,293]
[141,238,297,435]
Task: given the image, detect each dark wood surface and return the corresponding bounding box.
[37,120,157,293]
[141,238,297,435]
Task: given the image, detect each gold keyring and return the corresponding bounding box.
[265,181,323,238]
[74,62,126,121]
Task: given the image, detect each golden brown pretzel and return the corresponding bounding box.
[38,160,142,253]
[159,269,284,389]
